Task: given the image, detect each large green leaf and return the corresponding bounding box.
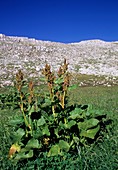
[80,125,100,139]
[37,116,46,126]
[14,128,25,141]
[14,150,33,160]
[73,136,80,144]
[26,138,41,148]
[48,144,60,157]
[94,110,106,118]
[78,118,99,130]
[34,127,43,138]
[87,125,100,139]
[42,125,50,136]
[87,104,93,112]
[66,120,76,129]
[59,121,65,129]
[69,108,83,119]
[59,140,70,152]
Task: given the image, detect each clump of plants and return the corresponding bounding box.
[8,59,107,163]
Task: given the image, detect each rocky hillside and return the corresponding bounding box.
[0,34,118,87]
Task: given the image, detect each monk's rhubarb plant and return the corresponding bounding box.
[8,59,107,163]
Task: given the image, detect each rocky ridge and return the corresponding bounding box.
[0,34,118,87]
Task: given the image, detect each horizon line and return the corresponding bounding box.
[0,33,118,44]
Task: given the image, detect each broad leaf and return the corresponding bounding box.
[26,139,41,148]
[14,128,25,141]
[78,118,99,130]
[37,116,46,126]
[34,127,43,138]
[80,125,100,139]
[42,125,50,136]
[73,136,80,143]
[14,150,33,160]
[59,140,70,152]
[87,104,93,112]
[69,108,83,119]
[86,125,100,139]
[48,144,60,157]
[66,120,76,129]
[94,110,106,118]
[59,121,65,130]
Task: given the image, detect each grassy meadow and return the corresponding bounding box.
[0,81,118,169]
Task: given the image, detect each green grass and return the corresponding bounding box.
[0,86,118,169]
[71,73,118,86]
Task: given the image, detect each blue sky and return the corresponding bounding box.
[0,0,118,43]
